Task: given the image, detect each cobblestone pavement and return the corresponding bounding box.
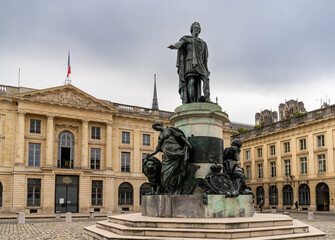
[0,217,105,240]
[289,212,335,240]
[0,213,334,239]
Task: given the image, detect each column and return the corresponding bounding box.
[82,120,89,169]
[105,123,113,170]
[45,116,54,167]
[15,112,25,165]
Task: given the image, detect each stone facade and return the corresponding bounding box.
[234,104,335,213]
[0,84,233,215]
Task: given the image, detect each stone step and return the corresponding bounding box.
[96,220,310,239]
[83,223,325,240]
[108,213,293,230]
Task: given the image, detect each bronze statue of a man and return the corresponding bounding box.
[168,22,210,104]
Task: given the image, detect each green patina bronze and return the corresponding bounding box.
[147,121,199,195]
[168,22,210,104]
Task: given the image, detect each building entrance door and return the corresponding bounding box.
[55,175,79,213]
[316,183,329,211]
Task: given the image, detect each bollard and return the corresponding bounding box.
[89,211,94,220]
[308,211,314,220]
[55,211,61,220]
[17,212,25,224]
[66,212,72,223]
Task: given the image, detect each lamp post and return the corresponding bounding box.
[285,173,295,187]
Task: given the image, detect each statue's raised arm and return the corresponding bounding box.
[168,22,210,104]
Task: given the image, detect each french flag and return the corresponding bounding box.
[66,50,71,78]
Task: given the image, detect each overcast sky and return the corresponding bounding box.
[1,0,335,124]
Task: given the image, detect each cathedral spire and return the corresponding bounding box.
[152,74,159,110]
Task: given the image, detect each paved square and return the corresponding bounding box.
[0,213,334,239]
[0,217,106,240]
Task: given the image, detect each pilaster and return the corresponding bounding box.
[82,120,89,169]
[45,116,54,167]
[105,123,113,170]
[15,112,25,166]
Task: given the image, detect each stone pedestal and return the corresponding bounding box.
[170,103,228,179]
[142,194,254,218]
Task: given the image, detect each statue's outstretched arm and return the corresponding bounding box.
[148,148,160,157]
[148,138,163,156]
[168,39,185,50]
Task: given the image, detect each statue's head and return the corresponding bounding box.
[190,22,201,35]
[152,121,164,131]
[232,139,242,148]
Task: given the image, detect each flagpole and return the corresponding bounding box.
[18,68,21,87]
[64,49,72,85]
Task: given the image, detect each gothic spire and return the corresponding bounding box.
[152,74,159,110]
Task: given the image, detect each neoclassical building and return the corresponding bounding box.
[0,84,234,214]
[234,104,335,213]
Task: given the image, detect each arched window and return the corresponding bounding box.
[256,186,264,204]
[269,185,278,205]
[118,182,133,205]
[283,185,293,205]
[316,183,329,211]
[0,182,2,207]
[57,131,74,168]
[140,183,151,205]
[298,184,310,205]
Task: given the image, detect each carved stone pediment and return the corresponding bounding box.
[15,85,113,111]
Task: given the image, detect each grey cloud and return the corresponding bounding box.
[1,0,335,123]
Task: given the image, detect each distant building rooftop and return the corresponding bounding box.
[233,104,335,141]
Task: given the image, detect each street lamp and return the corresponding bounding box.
[285,173,295,187]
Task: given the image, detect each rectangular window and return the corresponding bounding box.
[246,150,250,160]
[270,162,276,178]
[91,126,101,140]
[284,159,291,176]
[121,152,130,172]
[30,119,41,134]
[318,154,326,173]
[270,145,276,156]
[257,148,262,158]
[90,148,101,170]
[246,166,251,180]
[28,143,41,167]
[299,139,306,151]
[122,131,130,144]
[317,135,325,147]
[258,164,263,179]
[300,157,307,174]
[27,179,41,207]
[92,180,103,206]
[142,134,150,146]
[284,142,290,153]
